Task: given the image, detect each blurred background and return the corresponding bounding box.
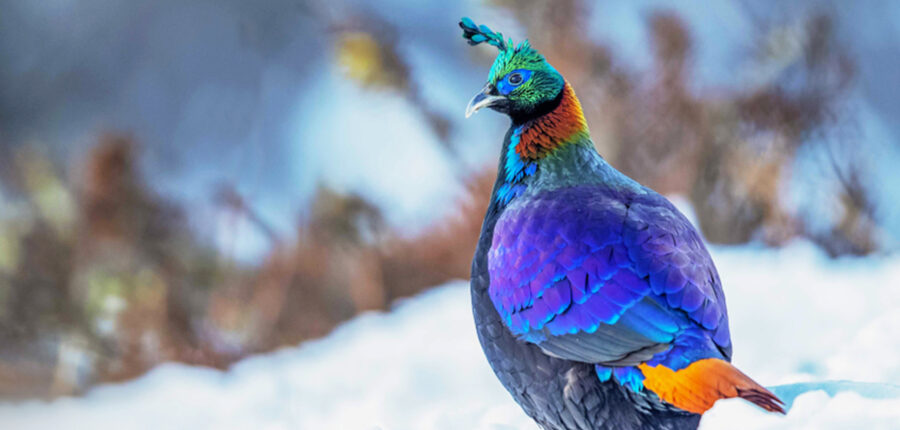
[1,0,898,401]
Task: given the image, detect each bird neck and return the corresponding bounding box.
[494,82,591,205]
[513,82,590,158]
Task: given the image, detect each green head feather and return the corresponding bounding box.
[459,17,565,118]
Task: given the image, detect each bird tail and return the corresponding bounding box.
[638,358,785,415]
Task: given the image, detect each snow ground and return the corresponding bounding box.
[1,242,899,430]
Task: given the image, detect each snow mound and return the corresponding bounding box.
[1,242,899,429]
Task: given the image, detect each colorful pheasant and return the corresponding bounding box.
[462,18,784,429]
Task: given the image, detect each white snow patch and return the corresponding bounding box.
[1,242,899,429]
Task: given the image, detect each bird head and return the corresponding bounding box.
[460,18,565,122]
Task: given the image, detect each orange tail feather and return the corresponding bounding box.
[638,358,785,415]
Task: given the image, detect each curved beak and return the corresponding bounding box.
[465,83,505,118]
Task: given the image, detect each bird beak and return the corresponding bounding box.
[466,83,505,118]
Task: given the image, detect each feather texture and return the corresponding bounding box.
[462,17,780,429]
[488,184,731,372]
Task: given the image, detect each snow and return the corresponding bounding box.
[1,242,899,429]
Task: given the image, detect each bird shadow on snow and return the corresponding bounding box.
[770,380,900,411]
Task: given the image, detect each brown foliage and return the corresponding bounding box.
[379,168,494,299]
[0,130,497,399]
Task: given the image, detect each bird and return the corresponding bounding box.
[461,17,784,430]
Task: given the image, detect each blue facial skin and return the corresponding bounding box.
[497,69,533,95]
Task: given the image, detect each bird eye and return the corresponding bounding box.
[508,73,523,85]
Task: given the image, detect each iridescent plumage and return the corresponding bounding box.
[462,17,783,429]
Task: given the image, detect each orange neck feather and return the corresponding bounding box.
[515,82,589,160]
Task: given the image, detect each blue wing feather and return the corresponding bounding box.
[488,185,731,369]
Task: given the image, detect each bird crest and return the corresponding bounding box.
[459,17,511,51]
[459,18,547,87]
